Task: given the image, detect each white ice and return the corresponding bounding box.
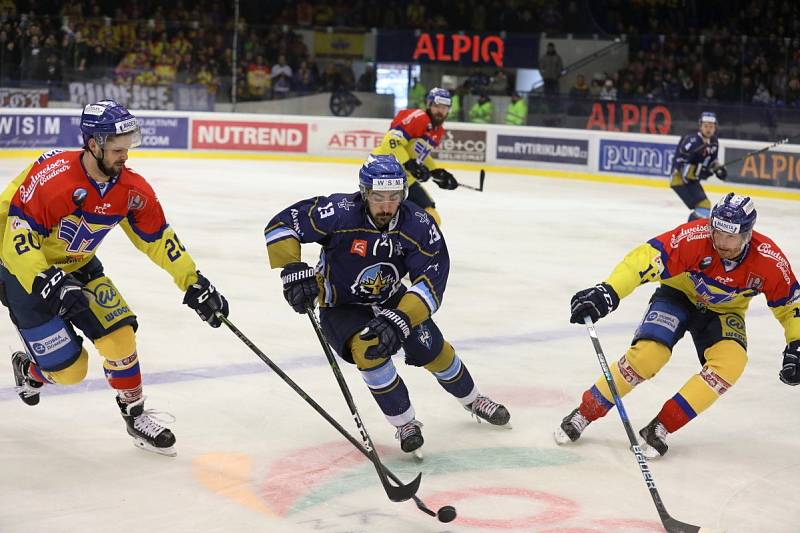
[0,154,797,533]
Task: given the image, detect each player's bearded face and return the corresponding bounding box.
[92,135,132,177]
[711,229,749,260]
[429,103,450,126]
[366,190,403,228]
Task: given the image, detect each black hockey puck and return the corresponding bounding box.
[437,505,457,523]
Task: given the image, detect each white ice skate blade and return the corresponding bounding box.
[553,427,572,445]
[638,442,662,460]
[131,438,177,457]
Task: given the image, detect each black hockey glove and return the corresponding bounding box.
[431,168,459,190]
[404,159,431,182]
[710,161,728,180]
[33,266,90,320]
[779,341,800,385]
[183,271,229,328]
[569,282,620,324]
[359,308,412,359]
[281,262,319,314]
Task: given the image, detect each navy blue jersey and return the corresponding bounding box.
[265,192,448,316]
[670,132,719,180]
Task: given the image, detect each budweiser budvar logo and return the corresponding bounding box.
[669,224,710,249]
[20,159,69,203]
[757,242,792,283]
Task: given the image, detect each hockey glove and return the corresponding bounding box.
[710,161,728,180]
[281,262,319,314]
[779,341,800,385]
[359,308,412,359]
[183,271,229,328]
[404,159,431,182]
[569,282,620,324]
[431,168,459,190]
[33,267,89,320]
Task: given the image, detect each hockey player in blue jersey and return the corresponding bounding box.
[264,154,510,455]
[669,112,728,221]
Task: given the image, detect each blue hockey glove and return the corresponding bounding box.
[779,341,800,385]
[33,266,89,320]
[404,160,431,182]
[280,262,318,314]
[183,271,228,327]
[431,168,459,190]
[570,283,620,324]
[359,308,412,359]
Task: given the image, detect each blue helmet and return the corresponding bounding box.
[358,154,407,199]
[699,111,717,126]
[710,193,757,234]
[426,87,452,108]
[80,100,141,148]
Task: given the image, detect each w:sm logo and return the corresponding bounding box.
[58,217,113,253]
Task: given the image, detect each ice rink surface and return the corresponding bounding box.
[0,154,797,533]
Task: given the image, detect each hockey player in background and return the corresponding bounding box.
[374,87,459,226]
[264,154,509,455]
[555,193,799,457]
[669,112,728,221]
[0,100,229,456]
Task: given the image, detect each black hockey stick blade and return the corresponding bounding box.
[458,169,486,191]
[383,471,422,502]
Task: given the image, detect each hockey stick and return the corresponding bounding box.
[458,169,485,191]
[719,133,800,171]
[304,306,422,502]
[582,317,706,533]
[215,313,457,519]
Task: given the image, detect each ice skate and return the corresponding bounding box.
[465,394,511,428]
[554,407,590,444]
[638,417,669,458]
[117,397,177,457]
[395,419,424,459]
[11,351,43,406]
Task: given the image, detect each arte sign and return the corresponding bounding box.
[327,129,384,152]
[586,102,672,135]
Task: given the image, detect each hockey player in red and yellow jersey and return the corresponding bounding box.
[0,100,229,456]
[555,193,800,457]
[374,87,459,225]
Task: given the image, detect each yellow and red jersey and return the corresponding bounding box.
[0,150,197,293]
[604,219,800,344]
[374,109,445,184]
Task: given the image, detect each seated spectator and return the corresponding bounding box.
[569,74,590,99]
[294,60,317,93]
[247,55,271,99]
[356,65,375,92]
[270,54,293,98]
[752,83,773,105]
[599,79,617,100]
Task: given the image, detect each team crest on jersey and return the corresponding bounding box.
[689,273,736,306]
[350,262,400,300]
[58,217,113,253]
[414,211,430,225]
[746,273,764,290]
[128,190,147,210]
[337,198,356,211]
